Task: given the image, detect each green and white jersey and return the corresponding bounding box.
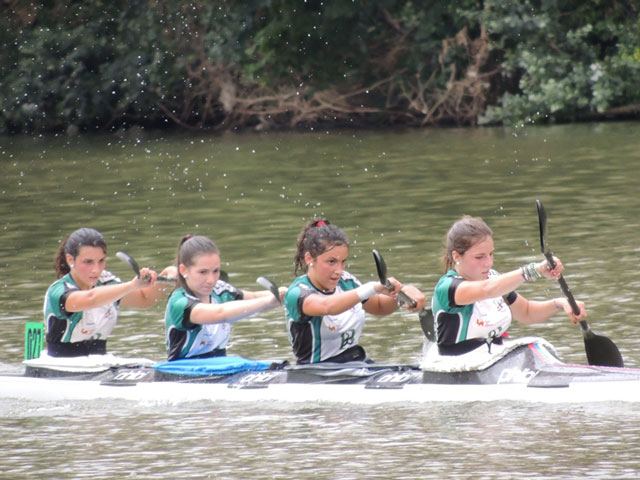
[164,281,243,361]
[432,269,517,346]
[43,271,121,344]
[284,271,365,364]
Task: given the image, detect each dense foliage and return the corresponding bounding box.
[1,0,638,133]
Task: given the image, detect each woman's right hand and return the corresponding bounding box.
[554,297,587,324]
[131,267,157,289]
[537,257,564,280]
[277,286,288,302]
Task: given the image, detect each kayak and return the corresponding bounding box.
[2,336,640,405]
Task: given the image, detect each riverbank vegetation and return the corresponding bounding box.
[1,1,639,133]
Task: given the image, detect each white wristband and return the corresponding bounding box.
[355,281,378,301]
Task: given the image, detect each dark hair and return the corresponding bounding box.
[54,228,107,278]
[176,235,220,291]
[441,216,493,272]
[293,218,349,276]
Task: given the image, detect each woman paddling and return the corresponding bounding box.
[432,215,587,356]
[284,219,425,364]
[44,228,176,357]
[164,234,285,361]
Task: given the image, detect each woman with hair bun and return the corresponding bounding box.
[164,234,285,361]
[44,227,175,357]
[284,219,425,364]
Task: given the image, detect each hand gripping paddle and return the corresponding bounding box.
[372,249,417,308]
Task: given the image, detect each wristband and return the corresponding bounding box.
[355,281,378,301]
[521,262,542,282]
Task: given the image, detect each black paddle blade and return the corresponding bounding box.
[372,249,388,285]
[418,307,436,342]
[116,251,140,276]
[583,330,625,367]
[372,249,417,308]
[257,276,281,305]
[536,199,548,254]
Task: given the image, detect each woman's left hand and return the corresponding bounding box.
[399,284,426,312]
[136,267,158,287]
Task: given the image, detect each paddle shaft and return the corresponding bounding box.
[544,248,593,334]
[542,252,580,316]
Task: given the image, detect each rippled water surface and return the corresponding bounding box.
[2,122,640,479]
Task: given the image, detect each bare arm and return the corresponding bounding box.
[454,259,562,306]
[65,273,152,312]
[510,295,587,325]
[189,294,281,325]
[302,281,391,317]
[120,266,177,308]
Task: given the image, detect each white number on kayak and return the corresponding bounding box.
[238,372,278,385]
[113,370,150,381]
[497,367,535,384]
[376,372,413,384]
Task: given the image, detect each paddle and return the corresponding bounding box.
[116,251,231,283]
[418,307,436,342]
[535,200,624,367]
[256,276,282,305]
[372,249,417,308]
[116,251,176,283]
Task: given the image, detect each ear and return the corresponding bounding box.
[451,251,461,263]
[303,252,313,265]
[65,253,75,268]
[178,264,188,277]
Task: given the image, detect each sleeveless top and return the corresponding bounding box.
[284,271,366,364]
[43,270,121,356]
[432,269,518,352]
[164,281,243,361]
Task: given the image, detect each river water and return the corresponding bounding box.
[1,122,640,479]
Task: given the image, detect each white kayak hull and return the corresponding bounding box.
[2,374,640,405]
[4,337,640,405]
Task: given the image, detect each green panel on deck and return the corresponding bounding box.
[25,322,44,360]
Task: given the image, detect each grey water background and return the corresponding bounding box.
[2,122,640,479]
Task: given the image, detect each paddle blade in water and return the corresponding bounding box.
[584,332,624,367]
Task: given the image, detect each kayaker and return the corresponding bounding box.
[432,215,587,355]
[44,227,176,357]
[164,234,285,361]
[284,218,425,364]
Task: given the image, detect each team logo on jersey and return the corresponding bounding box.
[340,329,356,348]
